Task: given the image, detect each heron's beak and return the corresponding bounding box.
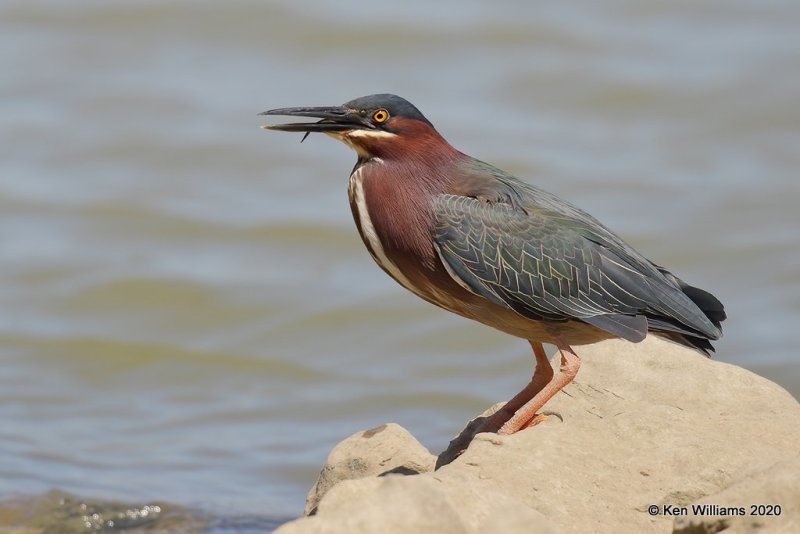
[259,105,374,134]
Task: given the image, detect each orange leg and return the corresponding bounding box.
[497,341,581,435]
[476,341,554,433]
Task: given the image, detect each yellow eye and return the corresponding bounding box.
[372,109,389,123]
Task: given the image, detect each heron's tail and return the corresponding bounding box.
[647,275,726,356]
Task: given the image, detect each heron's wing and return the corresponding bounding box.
[437,160,723,342]
[432,193,666,342]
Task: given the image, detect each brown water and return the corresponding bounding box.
[1,0,798,526]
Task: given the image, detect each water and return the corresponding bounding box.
[1,0,798,527]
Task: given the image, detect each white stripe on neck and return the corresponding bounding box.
[348,162,424,298]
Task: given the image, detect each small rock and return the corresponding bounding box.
[280,476,470,534]
[280,475,554,534]
[304,422,436,515]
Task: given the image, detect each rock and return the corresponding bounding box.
[280,476,468,534]
[279,475,555,534]
[673,456,800,534]
[278,336,800,533]
[304,422,437,515]
[0,490,207,533]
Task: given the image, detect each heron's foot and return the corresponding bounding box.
[503,410,563,434]
[520,413,550,430]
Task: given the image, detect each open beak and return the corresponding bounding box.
[259,105,373,135]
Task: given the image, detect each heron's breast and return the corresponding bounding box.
[347,162,425,296]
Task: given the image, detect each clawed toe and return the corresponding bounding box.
[520,413,551,430]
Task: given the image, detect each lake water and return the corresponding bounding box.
[1,0,798,528]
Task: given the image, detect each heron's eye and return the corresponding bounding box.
[372,109,389,123]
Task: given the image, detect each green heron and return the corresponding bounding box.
[260,94,725,436]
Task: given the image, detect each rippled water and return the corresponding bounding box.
[1,0,798,526]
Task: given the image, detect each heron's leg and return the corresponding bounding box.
[497,341,580,435]
[476,341,554,433]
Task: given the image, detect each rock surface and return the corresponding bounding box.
[277,336,800,534]
[673,456,800,534]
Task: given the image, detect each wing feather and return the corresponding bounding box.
[433,194,682,342]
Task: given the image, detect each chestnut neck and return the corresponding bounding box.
[354,119,463,190]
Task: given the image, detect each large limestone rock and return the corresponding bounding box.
[276,336,800,533]
[673,456,800,533]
